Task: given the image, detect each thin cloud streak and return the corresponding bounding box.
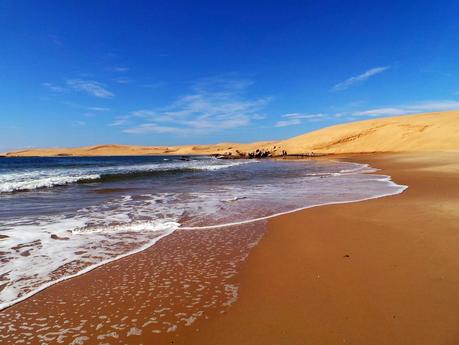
[42,82,65,93]
[113,77,132,84]
[274,119,301,127]
[66,79,114,98]
[274,113,330,127]
[353,100,459,117]
[282,113,327,120]
[86,107,110,112]
[124,123,184,134]
[111,66,129,72]
[109,118,129,127]
[332,66,389,91]
[353,107,405,116]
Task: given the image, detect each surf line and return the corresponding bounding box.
[180,175,407,231]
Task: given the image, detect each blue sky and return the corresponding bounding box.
[1,0,459,151]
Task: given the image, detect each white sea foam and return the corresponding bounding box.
[0,215,180,310]
[181,175,406,230]
[71,220,180,234]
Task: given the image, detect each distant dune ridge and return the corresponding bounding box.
[4,111,459,157]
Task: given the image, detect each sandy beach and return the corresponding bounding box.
[182,152,459,345]
[1,152,458,344]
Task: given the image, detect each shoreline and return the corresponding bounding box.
[1,152,458,344]
[0,160,404,312]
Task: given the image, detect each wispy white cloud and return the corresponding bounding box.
[274,119,302,127]
[86,106,110,112]
[83,106,111,117]
[130,110,157,118]
[282,113,328,120]
[123,123,185,134]
[61,102,110,111]
[274,113,329,127]
[42,82,65,93]
[111,66,129,72]
[113,77,132,84]
[352,107,405,117]
[332,66,389,91]
[109,118,129,127]
[404,101,459,112]
[60,102,111,117]
[192,77,254,93]
[121,77,269,135]
[353,100,459,117]
[66,79,114,98]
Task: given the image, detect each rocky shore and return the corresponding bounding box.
[213,148,327,159]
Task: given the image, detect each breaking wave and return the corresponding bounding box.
[0,159,251,193]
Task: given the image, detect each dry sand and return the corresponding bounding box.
[4,110,459,157]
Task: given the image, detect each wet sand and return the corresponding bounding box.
[1,152,458,344]
[0,222,266,344]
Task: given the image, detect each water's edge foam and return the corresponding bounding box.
[0,228,177,311]
[0,168,407,311]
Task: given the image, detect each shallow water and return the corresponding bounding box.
[0,156,406,309]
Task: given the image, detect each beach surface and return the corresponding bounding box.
[1,152,458,344]
[179,152,459,345]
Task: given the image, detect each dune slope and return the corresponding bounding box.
[276,111,459,154]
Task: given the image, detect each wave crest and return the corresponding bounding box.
[0,159,252,193]
[0,174,101,193]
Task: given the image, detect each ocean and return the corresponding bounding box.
[0,155,406,310]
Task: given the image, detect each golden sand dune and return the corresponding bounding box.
[4,111,459,157]
[3,141,276,157]
[275,110,459,154]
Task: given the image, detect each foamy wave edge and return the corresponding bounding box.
[0,160,252,194]
[0,175,101,193]
[0,170,407,311]
[0,222,180,311]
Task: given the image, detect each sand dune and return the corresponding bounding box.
[276,111,459,154]
[2,141,276,157]
[4,111,459,157]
